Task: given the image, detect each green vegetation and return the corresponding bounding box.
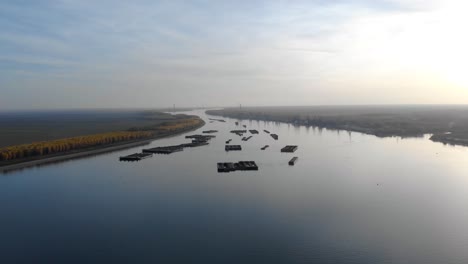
[207,106,468,146]
[0,110,185,148]
[0,110,204,165]
[0,131,154,161]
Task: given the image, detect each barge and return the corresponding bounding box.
[217,161,259,173]
[143,145,184,154]
[217,162,236,172]
[249,130,259,134]
[143,138,210,154]
[119,153,152,161]
[202,130,218,134]
[208,118,226,122]
[242,136,253,141]
[270,134,279,140]
[231,130,247,134]
[261,145,269,150]
[183,141,209,148]
[289,157,299,165]
[264,130,270,134]
[281,145,298,153]
[225,145,242,151]
[185,135,215,140]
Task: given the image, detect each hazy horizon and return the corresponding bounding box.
[3,104,468,113]
[2,0,468,110]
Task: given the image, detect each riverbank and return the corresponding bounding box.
[0,119,205,173]
[207,106,468,147]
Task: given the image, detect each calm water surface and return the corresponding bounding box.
[1,110,468,264]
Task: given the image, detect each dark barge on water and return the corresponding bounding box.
[185,134,215,140]
[183,141,209,147]
[261,145,269,150]
[270,134,279,140]
[281,145,298,153]
[225,145,242,151]
[143,145,184,154]
[242,136,253,141]
[208,118,226,122]
[203,130,218,134]
[143,138,210,154]
[289,157,299,165]
[231,130,247,136]
[249,130,259,134]
[217,161,259,173]
[264,130,270,134]
[120,153,153,161]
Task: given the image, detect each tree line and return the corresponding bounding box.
[0,117,203,162]
[0,131,154,161]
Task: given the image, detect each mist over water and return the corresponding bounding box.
[1,110,468,264]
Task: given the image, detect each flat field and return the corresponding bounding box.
[0,110,185,148]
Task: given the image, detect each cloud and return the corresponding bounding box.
[1,0,468,109]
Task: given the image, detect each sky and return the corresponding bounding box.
[1,0,468,109]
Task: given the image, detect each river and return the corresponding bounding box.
[1,110,468,263]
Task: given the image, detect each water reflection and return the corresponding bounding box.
[0,110,468,264]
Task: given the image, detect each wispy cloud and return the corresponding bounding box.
[1,0,467,109]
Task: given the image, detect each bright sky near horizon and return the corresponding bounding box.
[1,0,468,109]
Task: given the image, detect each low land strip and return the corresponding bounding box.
[207,105,468,147]
[0,110,204,169]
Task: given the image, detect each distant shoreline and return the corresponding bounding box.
[207,108,468,148]
[0,120,205,174]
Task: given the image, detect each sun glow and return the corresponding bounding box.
[433,2,468,88]
[343,0,468,89]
